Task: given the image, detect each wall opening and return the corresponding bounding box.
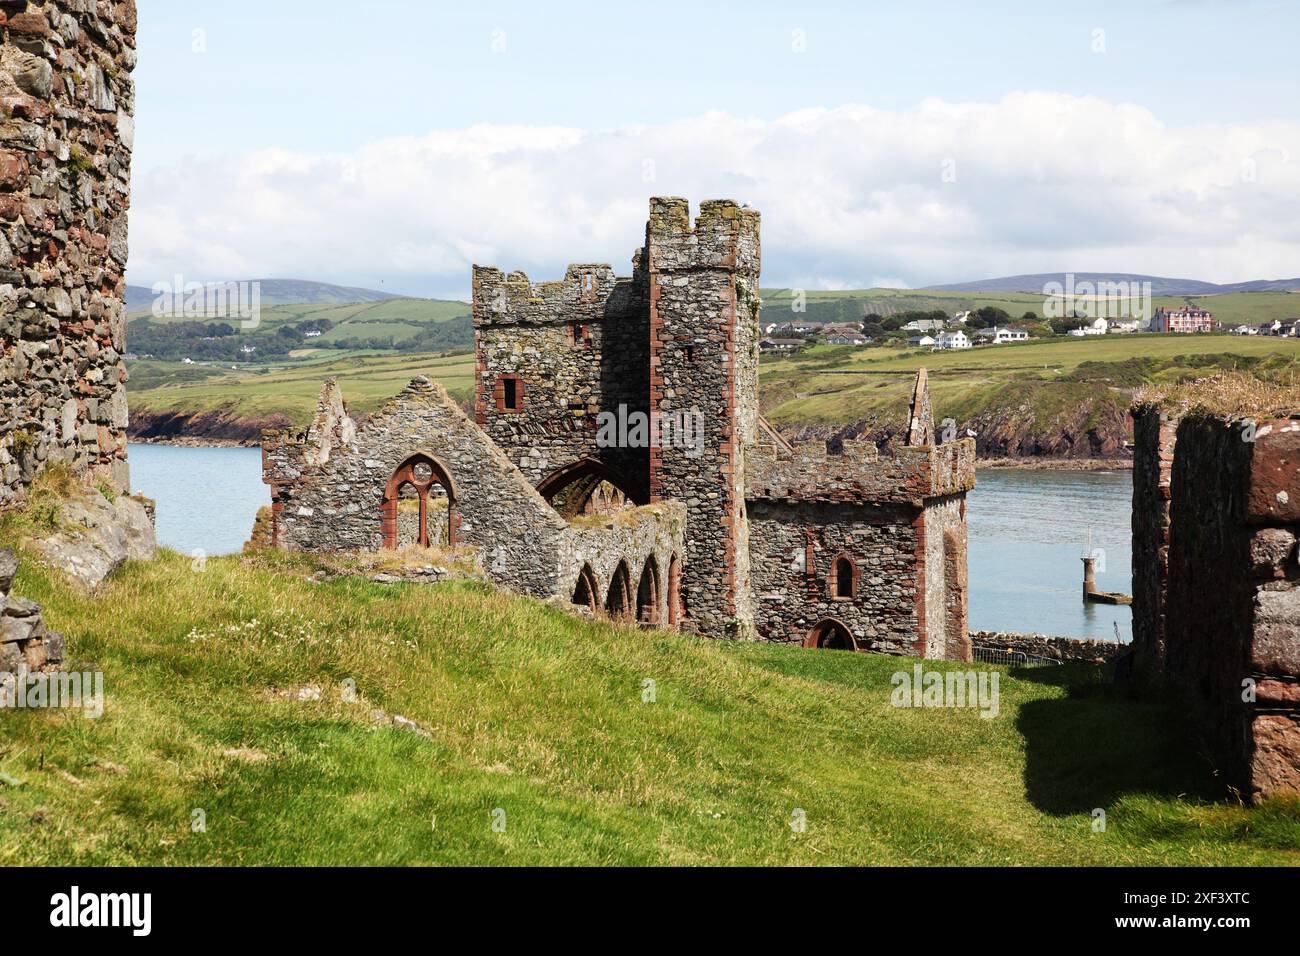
[832,553,857,600]
[667,553,682,629]
[804,618,857,651]
[381,453,457,549]
[536,458,644,519]
[636,556,660,626]
[605,560,632,622]
[572,564,599,612]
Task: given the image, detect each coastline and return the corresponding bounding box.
[128,433,1134,471]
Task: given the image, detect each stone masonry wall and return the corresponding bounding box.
[746,434,975,658]
[647,198,761,636]
[264,377,570,599]
[0,1,136,507]
[1156,414,1300,799]
[0,546,63,673]
[264,377,685,608]
[472,260,649,503]
[1130,405,1176,677]
[748,498,921,653]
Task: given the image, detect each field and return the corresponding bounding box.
[129,350,478,425]
[759,332,1300,425]
[1,547,1297,865]
[125,331,1300,438]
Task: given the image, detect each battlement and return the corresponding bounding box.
[646,197,761,275]
[472,258,646,327]
[747,437,976,506]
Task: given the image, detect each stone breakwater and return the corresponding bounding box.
[969,629,1125,663]
[0,547,63,672]
[0,1,138,507]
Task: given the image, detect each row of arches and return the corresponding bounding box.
[572,554,682,629]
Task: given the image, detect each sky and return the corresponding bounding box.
[128,0,1300,299]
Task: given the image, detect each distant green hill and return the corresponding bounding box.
[125,279,408,314]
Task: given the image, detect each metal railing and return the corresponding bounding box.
[972,645,1062,668]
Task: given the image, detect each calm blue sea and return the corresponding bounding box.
[127,444,1132,640]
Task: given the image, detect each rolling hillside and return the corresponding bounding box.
[923,273,1300,295]
[1,545,1296,865]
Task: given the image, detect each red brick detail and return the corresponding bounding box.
[828,551,859,601]
[492,374,524,413]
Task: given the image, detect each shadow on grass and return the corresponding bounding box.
[1013,664,1224,815]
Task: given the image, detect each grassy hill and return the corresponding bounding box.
[1,547,1296,865]
[760,333,1300,425]
[129,351,477,428]
[125,333,1300,454]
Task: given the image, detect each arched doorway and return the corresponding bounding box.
[572,564,599,612]
[666,553,682,629]
[381,453,456,549]
[536,458,644,518]
[804,618,857,651]
[605,560,632,622]
[636,556,660,626]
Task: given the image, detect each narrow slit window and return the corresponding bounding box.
[833,555,855,599]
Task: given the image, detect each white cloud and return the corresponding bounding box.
[127,93,1300,298]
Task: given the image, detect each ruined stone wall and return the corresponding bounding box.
[747,498,921,653]
[561,501,685,626]
[0,1,136,507]
[472,261,649,501]
[922,494,969,661]
[0,547,62,673]
[264,377,570,599]
[264,378,686,610]
[647,198,760,636]
[1154,415,1300,798]
[745,436,974,658]
[1130,406,1176,677]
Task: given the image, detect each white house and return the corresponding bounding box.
[951,310,973,325]
[937,330,971,350]
[1232,324,1258,336]
[974,326,1029,345]
[906,334,937,348]
[1108,319,1141,333]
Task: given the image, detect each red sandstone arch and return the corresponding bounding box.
[804,618,857,651]
[605,560,633,622]
[535,458,644,518]
[636,555,660,626]
[666,553,682,629]
[572,564,600,612]
[381,453,458,549]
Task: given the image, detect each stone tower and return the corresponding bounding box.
[646,198,761,636]
[0,1,138,507]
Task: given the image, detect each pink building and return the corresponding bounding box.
[1154,307,1215,333]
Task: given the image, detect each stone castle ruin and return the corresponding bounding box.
[1131,405,1300,799]
[263,198,977,657]
[0,1,137,508]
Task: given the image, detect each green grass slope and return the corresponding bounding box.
[1,550,1296,865]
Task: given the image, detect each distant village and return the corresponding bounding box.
[759,304,1298,353]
